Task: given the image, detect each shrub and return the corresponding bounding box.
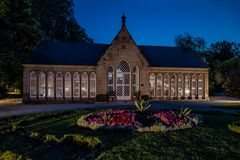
[107,91,115,97]
[11,123,21,132]
[44,134,60,143]
[96,94,108,102]
[30,132,39,139]
[228,121,240,134]
[61,134,102,149]
[140,95,150,101]
[0,151,23,160]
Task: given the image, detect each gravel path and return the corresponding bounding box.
[0,96,239,118]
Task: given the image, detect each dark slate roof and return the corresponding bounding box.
[138,45,207,68]
[26,41,207,68]
[26,42,109,66]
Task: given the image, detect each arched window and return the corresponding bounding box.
[191,74,197,98]
[107,66,114,92]
[81,72,88,98]
[185,74,191,98]
[64,72,71,98]
[198,74,204,99]
[163,73,170,97]
[116,60,131,99]
[90,72,96,98]
[149,73,156,97]
[132,66,139,94]
[170,73,177,98]
[30,71,37,98]
[156,73,163,98]
[47,71,54,98]
[38,71,46,98]
[178,74,184,98]
[73,72,80,98]
[56,72,63,98]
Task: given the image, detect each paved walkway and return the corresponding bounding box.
[0,96,239,118]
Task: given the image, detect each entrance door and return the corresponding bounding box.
[116,60,131,100]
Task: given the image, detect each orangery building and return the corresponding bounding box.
[23,14,209,102]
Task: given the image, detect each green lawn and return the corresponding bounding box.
[0,109,239,160]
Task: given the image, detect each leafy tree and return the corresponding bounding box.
[31,0,93,43]
[175,33,206,56]
[0,0,41,96]
[0,0,8,17]
[0,0,93,97]
[221,56,240,98]
[205,41,240,94]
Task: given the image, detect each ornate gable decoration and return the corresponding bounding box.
[97,13,149,67]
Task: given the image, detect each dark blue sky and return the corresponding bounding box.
[74,0,240,46]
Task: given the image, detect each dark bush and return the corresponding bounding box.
[96,94,108,102]
[140,95,151,101]
[0,88,7,99]
[61,134,102,149]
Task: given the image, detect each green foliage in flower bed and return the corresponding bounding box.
[228,121,240,134]
[76,109,202,132]
[134,99,151,112]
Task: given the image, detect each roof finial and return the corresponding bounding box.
[121,12,126,26]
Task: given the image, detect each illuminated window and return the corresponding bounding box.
[39,71,46,98]
[170,73,177,97]
[90,72,96,98]
[198,74,204,99]
[163,73,170,97]
[185,74,190,97]
[81,72,88,98]
[56,72,63,98]
[149,73,156,97]
[64,72,71,98]
[73,72,80,98]
[191,74,197,98]
[116,60,131,99]
[107,66,114,92]
[178,74,184,97]
[47,71,54,98]
[156,73,163,98]
[30,71,37,98]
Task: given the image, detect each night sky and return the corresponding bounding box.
[74,0,240,46]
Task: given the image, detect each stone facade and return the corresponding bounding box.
[23,15,209,103]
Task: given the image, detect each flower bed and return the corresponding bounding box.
[76,109,202,132]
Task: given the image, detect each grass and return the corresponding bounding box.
[0,109,239,160]
[211,103,240,110]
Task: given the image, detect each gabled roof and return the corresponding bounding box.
[25,41,207,68]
